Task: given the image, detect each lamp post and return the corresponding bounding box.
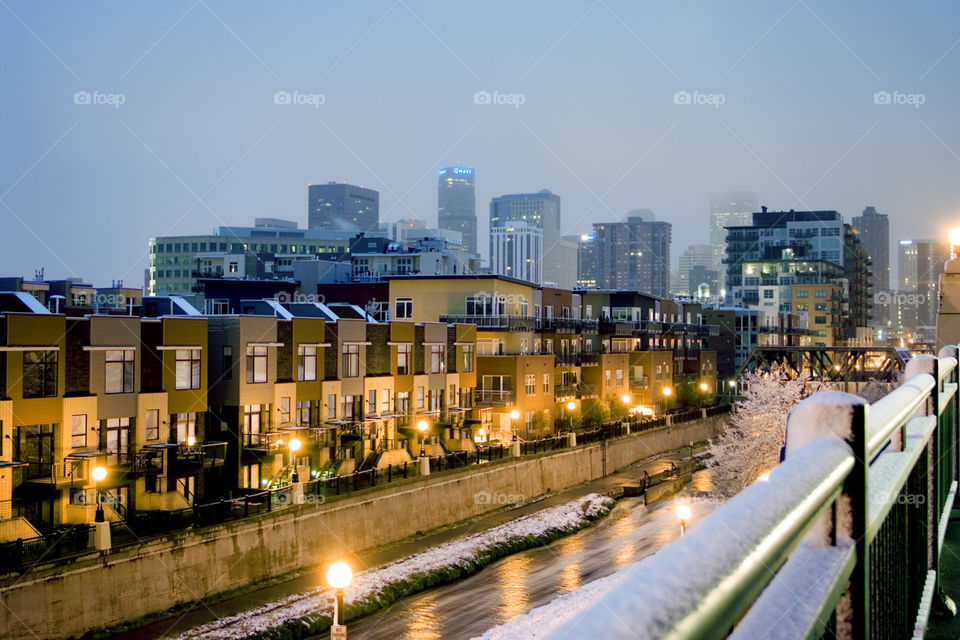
[509,409,520,440]
[416,420,428,458]
[289,438,302,483]
[566,400,576,432]
[327,561,353,635]
[676,503,691,536]
[698,382,709,409]
[661,386,673,416]
[91,465,107,523]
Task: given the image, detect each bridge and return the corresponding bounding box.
[737,345,916,383]
[546,346,960,639]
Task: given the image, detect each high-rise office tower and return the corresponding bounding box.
[899,239,951,329]
[592,210,672,297]
[576,234,598,289]
[710,191,758,288]
[308,182,380,232]
[437,167,477,254]
[490,221,543,284]
[677,244,718,297]
[852,206,890,324]
[490,190,561,278]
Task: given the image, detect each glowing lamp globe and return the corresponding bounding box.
[289,438,301,453]
[566,401,576,411]
[621,394,631,404]
[662,387,673,397]
[416,420,428,432]
[699,383,709,392]
[676,504,691,521]
[509,410,520,420]
[92,466,107,482]
[950,227,960,247]
[327,561,353,589]
[186,436,196,447]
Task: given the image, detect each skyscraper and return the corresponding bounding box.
[710,191,758,288]
[308,182,379,232]
[677,244,717,297]
[490,221,543,284]
[899,239,950,329]
[852,206,890,325]
[437,167,477,254]
[592,210,672,297]
[576,234,598,289]
[490,190,561,278]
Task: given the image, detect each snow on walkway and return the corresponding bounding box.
[170,493,614,640]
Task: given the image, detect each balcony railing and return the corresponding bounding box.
[475,389,514,404]
[438,315,536,331]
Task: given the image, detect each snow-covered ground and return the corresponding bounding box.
[170,493,614,640]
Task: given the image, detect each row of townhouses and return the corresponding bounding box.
[0,274,719,542]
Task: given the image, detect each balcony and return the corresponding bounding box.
[475,389,514,404]
[630,375,650,390]
[439,315,535,331]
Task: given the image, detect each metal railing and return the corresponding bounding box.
[475,389,514,404]
[545,347,960,640]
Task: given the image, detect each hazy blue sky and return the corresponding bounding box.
[1,1,959,286]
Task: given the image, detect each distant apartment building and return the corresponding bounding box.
[725,208,872,342]
[490,221,543,284]
[576,234,598,289]
[898,238,951,331]
[676,244,717,297]
[593,210,672,297]
[147,219,369,295]
[437,167,477,255]
[490,190,561,282]
[852,206,889,325]
[308,182,380,232]
[710,191,758,289]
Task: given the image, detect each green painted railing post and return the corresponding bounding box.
[848,401,870,640]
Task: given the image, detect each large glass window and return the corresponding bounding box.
[429,344,445,373]
[23,350,57,398]
[246,345,267,383]
[174,413,196,444]
[71,415,86,449]
[397,344,411,375]
[343,344,360,378]
[175,348,201,390]
[104,417,131,465]
[297,345,317,381]
[105,349,135,394]
[395,298,413,319]
[145,409,159,441]
[461,344,474,372]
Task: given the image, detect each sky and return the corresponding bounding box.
[1,0,959,287]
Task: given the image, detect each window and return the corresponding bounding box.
[543,373,550,393]
[368,390,377,414]
[795,303,808,312]
[381,389,391,413]
[814,303,827,312]
[297,401,311,426]
[242,463,260,489]
[340,396,355,420]
[429,344,445,373]
[525,411,534,429]
[104,417,131,464]
[243,405,262,445]
[222,346,233,379]
[763,290,774,299]
[297,345,317,381]
[448,384,457,407]
[105,349,135,394]
[246,345,267,383]
[815,289,827,299]
[343,344,360,377]
[815,316,827,324]
[416,386,424,409]
[465,296,493,316]
[175,348,201,390]
[525,375,536,395]
[396,391,410,417]
[395,297,413,319]
[616,369,624,385]
[795,290,809,299]
[23,350,57,398]
[605,369,611,383]
[460,344,474,372]
[280,397,291,424]
[397,344,411,375]
[174,413,196,444]
[145,409,159,441]
[71,415,86,449]
[326,394,336,419]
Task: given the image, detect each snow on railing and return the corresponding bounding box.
[537,345,960,640]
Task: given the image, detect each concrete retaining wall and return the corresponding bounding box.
[0,416,724,640]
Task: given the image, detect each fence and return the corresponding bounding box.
[0,525,92,571]
[544,347,960,640]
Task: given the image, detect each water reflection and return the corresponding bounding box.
[404,591,441,640]
[495,554,532,624]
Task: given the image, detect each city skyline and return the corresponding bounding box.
[2,2,959,285]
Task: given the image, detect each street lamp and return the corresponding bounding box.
[565,400,576,432]
[327,561,353,630]
[417,420,428,457]
[289,438,302,483]
[91,465,107,523]
[186,435,196,447]
[950,227,960,257]
[509,409,520,440]
[676,503,691,536]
